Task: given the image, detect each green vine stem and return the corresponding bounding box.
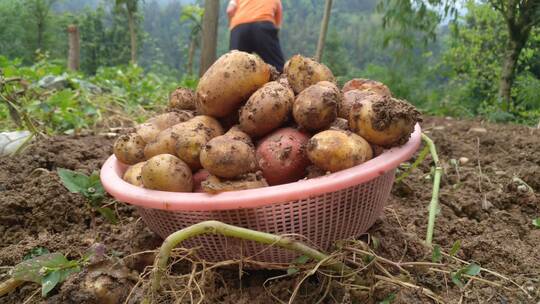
[151,220,363,292]
[422,133,442,245]
[0,278,23,297]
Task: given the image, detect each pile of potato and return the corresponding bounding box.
[114,51,421,194]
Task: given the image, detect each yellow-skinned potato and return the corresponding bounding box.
[174,129,212,171]
[339,90,376,119]
[136,111,192,143]
[224,125,254,147]
[349,95,421,148]
[200,136,258,178]
[201,172,268,194]
[113,133,146,165]
[168,87,196,111]
[329,117,350,131]
[141,154,193,192]
[135,122,161,144]
[143,127,178,159]
[239,81,294,137]
[284,54,336,94]
[123,161,146,187]
[196,50,271,117]
[182,115,224,138]
[306,130,373,172]
[292,82,340,131]
[342,78,392,97]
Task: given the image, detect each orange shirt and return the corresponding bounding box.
[228,0,282,30]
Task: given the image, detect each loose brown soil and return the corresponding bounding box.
[1,117,538,303]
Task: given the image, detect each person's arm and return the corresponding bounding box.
[227,0,238,21]
[274,0,283,29]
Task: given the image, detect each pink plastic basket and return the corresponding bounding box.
[100,124,422,264]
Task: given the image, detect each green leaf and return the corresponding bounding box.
[379,293,396,304]
[450,271,464,288]
[287,255,310,275]
[463,263,481,276]
[57,266,81,282]
[532,218,540,228]
[12,253,69,283]
[41,271,60,296]
[449,240,461,256]
[432,245,442,263]
[57,168,91,193]
[96,207,118,224]
[23,247,50,261]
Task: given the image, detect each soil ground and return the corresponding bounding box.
[0,117,538,303]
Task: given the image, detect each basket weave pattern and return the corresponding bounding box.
[137,170,395,263]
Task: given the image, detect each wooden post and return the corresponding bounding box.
[67,25,80,71]
[315,0,333,62]
[199,0,220,77]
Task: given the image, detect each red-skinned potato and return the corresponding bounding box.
[192,169,211,192]
[284,54,336,94]
[349,94,421,148]
[342,78,392,96]
[256,128,311,185]
[113,133,146,165]
[141,154,193,192]
[239,81,294,138]
[196,50,271,117]
[306,130,373,172]
[292,81,340,131]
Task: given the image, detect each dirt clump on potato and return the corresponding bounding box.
[113,133,146,165]
[201,172,268,194]
[239,81,294,138]
[349,94,421,148]
[284,54,336,94]
[342,78,392,96]
[293,81,340,131]
[339,89,377,119]
[306,130,373,172]
[330,117,350,131]
[168,87,197,111]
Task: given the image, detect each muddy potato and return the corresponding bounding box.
[306,130,373,172]
[196,50,271,117]
[168,87,196,111]
[136,111,192,143]
[141,154,193,192]
[292,82,340,131]
[135,122,161,144]
[349,95,421,148]
[330,117,350,131]
[113,133,146,165]
[143,127,178,159]
[342,78,392,96]
[239,81,294,137]
[123,161,146,187]
[200,135,258,178]
[174,129,212,170]
[183,115,224,138]
[284,54,336,94]
[201,172,268,194]
[224,125,254,146]
[256,127,310,185]
[339,89,376,119]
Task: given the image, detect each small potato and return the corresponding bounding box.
[113,133,146,165]
[168,87,197,111]
[141,154,193,192]
[306,130,373,172]
[239,81,294,137]
[293,82,340,131]
[135,122,161,144]
[342,78,392,96]
[201,172,268,194]
[256,128,310,185]
[143,127,178,159]
[123,161,146,187]
[339,90,376,119]
[200,136,258,178]
[183,115,224,138]
[349,95,421,148]
[196,50,271,117]
[284,54,336,94]
[193,169,211,192]
[136,111,193,143]
[174,129,212,170]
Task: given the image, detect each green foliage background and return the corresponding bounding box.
[0,0,539,134]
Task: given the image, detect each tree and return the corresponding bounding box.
[380,0,540,111]
[180,5,204,75]
[199,0,219,76]
[315,0,333,62]
[115,0,139,64]
[25,0,57,51]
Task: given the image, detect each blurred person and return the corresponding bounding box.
[227,0,285,72]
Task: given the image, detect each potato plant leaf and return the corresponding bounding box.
[449,240,461,256]
[23,247,50,260]
[451,263,481,288]
[287,255,310,275]
[57,168,91,193]
[97,207,118,224]
[431,245,442,263]
[379,293,396,304]
[533,218,540,228]
[41,271,60,296]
